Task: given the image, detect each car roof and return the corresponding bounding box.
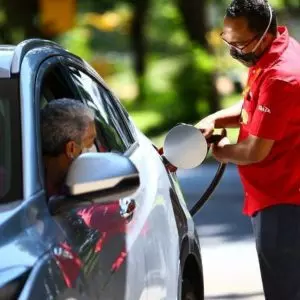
[0,39,81,79]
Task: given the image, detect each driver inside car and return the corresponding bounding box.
[0,111,6,198]
[40,98,97,198]
[41,98,129,276]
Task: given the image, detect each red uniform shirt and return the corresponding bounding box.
[238,26,300,216]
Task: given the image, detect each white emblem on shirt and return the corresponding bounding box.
[258,105,271,114]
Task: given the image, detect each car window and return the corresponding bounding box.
[111,93,138,141]
[39,62,128,154]
[0,78,22,202]
[39,64,79,107]
[66,66,134,153]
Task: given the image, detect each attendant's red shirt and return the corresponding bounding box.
[238,26,300,216]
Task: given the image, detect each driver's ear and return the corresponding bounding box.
[65,141,76,160]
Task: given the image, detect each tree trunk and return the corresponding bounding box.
[0,0,44,43]
[177,0,209,49]
[129,0,150,102]
[177,0,220,113]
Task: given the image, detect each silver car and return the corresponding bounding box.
[0,39,204,300]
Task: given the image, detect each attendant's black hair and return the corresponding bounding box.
[226,0,277,36]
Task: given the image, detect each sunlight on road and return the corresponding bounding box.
[199,234,264,300]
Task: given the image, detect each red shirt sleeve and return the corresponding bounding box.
[249,78,298,140]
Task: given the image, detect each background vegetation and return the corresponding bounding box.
[1,0,299,146]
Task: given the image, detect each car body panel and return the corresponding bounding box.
[0,40,203,300]
[125,129,179,299]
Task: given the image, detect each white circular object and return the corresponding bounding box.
[163,124,208,169]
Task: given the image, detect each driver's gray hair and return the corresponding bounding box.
[41,98,95,156]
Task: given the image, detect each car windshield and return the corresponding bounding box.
[0,78,22,202]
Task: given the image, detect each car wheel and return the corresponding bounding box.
[182,278,197,300]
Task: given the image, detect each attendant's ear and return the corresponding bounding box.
[262,33,274,48]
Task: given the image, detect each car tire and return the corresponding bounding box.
[181,278,197,300]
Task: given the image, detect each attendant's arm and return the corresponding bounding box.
[196,100,243,129]
[212,135,274,165]
[213,78,297,165]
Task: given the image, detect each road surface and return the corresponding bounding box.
[178,163,264,300]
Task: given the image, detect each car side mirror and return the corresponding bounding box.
[49,153,140,215]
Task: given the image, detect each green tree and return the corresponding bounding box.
[128,0,150,103]
[0,0,42,43]
[78,0,150,103]
[176,0,220,114]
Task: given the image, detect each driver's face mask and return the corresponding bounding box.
[67,142,97,162]
[229,5,273,67]
[81,144,98,154]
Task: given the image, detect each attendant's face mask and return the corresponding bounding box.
[229,43,262,67]
[222,5,273,67]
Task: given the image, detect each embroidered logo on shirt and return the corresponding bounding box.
[241,109,249,124]
[258,105,271,114]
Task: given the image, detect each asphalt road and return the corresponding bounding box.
[178,163,265,300]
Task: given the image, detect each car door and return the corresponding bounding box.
[62,63,151,300]
[35,57,142,300]
[63,60,181,299]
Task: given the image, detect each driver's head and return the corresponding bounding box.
[41,98,96,181]
[222,0,277,67]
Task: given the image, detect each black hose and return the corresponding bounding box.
[189,129,228,216]
[189,162,227,217]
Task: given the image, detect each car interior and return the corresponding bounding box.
[0,100,9,198]
[39,65,108,154]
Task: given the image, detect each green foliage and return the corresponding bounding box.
[58,26,93,61]
[77,0,119,13]
[170,45,216,123]
[147,0,188,54]
[53,0,300,144]
[122,46,217,137]
[130,110,164,132]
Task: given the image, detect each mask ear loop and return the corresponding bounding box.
[253,4,273,52]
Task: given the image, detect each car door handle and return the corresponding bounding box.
[120,198,136,219]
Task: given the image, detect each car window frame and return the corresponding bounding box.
[34,56,82,189]
[0,77,23,203]
[60,58,139,153]
[35,56,140,192]
[71,58,138,143]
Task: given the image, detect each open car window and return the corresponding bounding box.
[66,66,134,153]
[39,64,112,153]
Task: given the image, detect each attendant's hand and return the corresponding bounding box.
[211,129,230,163]
[195,117,215,138]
